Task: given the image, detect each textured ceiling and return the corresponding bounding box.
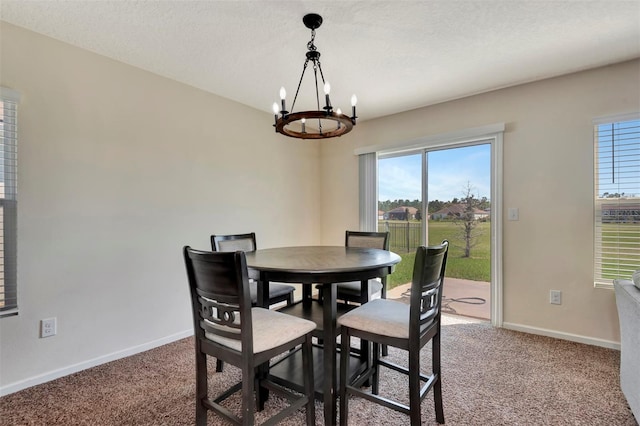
[2,1,639,121]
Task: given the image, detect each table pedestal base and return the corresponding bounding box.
[268,344,368,401]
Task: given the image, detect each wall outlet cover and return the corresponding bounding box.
[41,318,57,338]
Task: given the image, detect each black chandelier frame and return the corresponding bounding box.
[273,13,357,139]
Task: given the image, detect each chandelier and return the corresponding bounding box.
[272,13,357,139]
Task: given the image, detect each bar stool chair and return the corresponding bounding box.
[184,247,316,426]
[212,232,296,372]
[338,241,449,425]
[339,230,390,356]
[211,233,295,307]
[336,231,390,304]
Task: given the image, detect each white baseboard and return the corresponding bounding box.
[502,322,620,350]
[0,329,193,396]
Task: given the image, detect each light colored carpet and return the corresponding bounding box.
[1,314,637,425]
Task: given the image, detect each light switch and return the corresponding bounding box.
[508,208,519,221]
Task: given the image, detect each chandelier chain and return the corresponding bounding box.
[316,61,326,88]
[307,29,317,52]
[313,62,323,133]
[290,59,309,113]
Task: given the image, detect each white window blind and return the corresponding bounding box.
[594,116,640,288]
[359,152,377,232]
[0,88,18,316]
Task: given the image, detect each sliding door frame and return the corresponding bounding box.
[357,124,504,326]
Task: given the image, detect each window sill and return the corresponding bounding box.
[0,308,19,318]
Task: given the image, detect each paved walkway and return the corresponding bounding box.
[387,277,490,320]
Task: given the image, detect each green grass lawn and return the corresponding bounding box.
[598,222,640,280]
[384,221,491,289]
[384,221,639,289]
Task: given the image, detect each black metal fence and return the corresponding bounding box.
[378,221,422,253]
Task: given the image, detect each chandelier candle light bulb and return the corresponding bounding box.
[272,102,279,126]
[351,94,358,118]
[280,87,287,113]
[324,82,331,110]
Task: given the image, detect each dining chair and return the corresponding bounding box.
[338,240,449,425]
[316,230,391,356]
[338,231,390,303]
[183,247,316,426]
[211,233,298,373]
[211,233,295,307]
[317,231,389,304]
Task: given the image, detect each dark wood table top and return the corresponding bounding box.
[244,245,401,275]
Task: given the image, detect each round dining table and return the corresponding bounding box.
[244,245,401,426]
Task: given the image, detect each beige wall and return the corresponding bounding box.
[0,23,321,392]
[1,20,637,394]
[320,59,640,346]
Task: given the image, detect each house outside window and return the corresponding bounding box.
[0,87,19,317]
[593,115,640,288]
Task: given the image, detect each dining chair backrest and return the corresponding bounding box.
[183,247,253,353]
[211,232,256,253]
[211,232,295,313]
[345,230,390,250]
[184,246,316,425]
[409,240,449,339]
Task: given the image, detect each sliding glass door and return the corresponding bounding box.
[378,143,492,320]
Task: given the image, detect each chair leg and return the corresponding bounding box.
[255,364,269,411]
[287,292,294,306]
[339,327,351,426]
[381,284,389,357]
[409,344,421,425]
[195,351,208,426]
[372,342,380,395]
[433,333,445,424]
[302,334,316,426]
[242,362,255,426]
[434,376,444,424]
[254,369,263,412]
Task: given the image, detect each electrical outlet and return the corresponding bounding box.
[40,318,57,338]
[508,208,519,221]
[550,290,562,305]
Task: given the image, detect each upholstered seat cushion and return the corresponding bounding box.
[249,281,294,303]
[339,298,432,339]
[339,298,434,339]
[206,308,316,354]
[336,280,383,297]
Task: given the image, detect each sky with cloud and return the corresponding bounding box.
[378,144,491,202]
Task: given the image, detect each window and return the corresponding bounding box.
[594,115,640,288]
[0,88,18,316]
